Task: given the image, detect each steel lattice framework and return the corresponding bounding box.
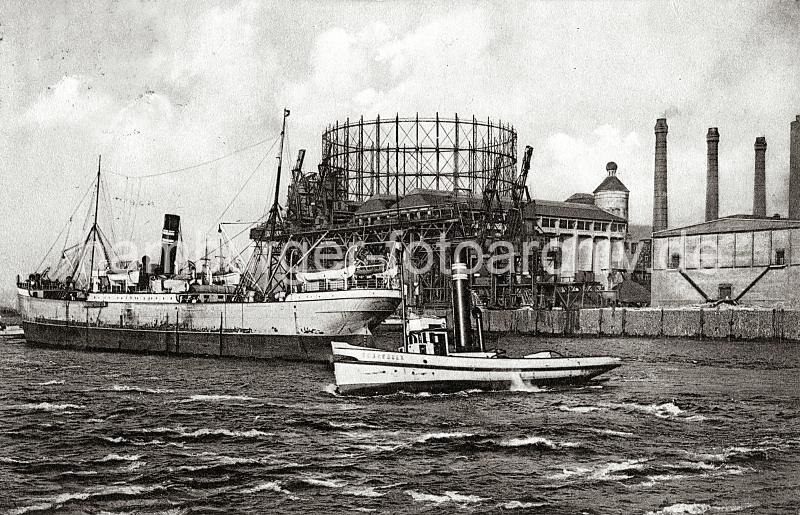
[249,114,540,308]
[320,114,517,202]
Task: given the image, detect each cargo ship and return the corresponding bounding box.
[16,110,401,361]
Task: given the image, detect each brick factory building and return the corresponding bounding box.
[652,217,800,307]
[650,115,800,307]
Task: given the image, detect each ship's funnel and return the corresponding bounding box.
[138,255,150,290]
[451,248,474,352]
[160,214,181,276]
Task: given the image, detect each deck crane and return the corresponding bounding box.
[478,155,506,249]
[507,145,533,244]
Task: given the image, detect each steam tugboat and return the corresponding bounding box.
[332,258,621,395]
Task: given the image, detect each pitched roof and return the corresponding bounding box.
[395,189,454,209]
[526,199,627,223]
[626,223,653,241]
[614,279,651,304]
[355,195,396,215]
[653,216,800,238]
[593,175,629,193]
[565,192,595,205]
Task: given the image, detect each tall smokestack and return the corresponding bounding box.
[753,137,767,218]
[160,214,181,276]
[451,248,474,352]
[790,116,800,219]
[653,118,669,233]
[706,128,719,221]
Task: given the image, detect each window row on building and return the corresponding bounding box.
[538,217,625,233]
[652,229,798,270]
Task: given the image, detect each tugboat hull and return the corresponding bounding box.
[332,342,622,395]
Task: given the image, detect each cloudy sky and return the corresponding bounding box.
[1,0,799,300]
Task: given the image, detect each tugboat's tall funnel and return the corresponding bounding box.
[160,214,181,276]
[451,250,473,352]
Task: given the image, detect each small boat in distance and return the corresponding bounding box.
[332,259,622,395]
[375,311,446,333]
[0,322,24,338]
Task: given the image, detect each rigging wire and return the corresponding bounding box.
[36,131,282,282]
[204,135,281,238]
[105,137,274,179]
[35,176,96,273]
[126,179,143,243]
[100,176,117,245]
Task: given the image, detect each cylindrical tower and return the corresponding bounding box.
[319,115,517,202]
[706,128,719,221]
[653,118,669,233]
[753,137,767,218]
[593,162,629,220]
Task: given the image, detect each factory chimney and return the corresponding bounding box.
[653,118,669,233]
[753,137,767,218]
[706,128,719,221]
[790,116,800,219]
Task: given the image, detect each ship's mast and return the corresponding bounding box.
[88,155,101,292]
[268,108,290,241]
[394,171,409,352]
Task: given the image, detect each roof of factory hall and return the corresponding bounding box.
[354,189,625,223]
[627,223,654,241]
[355,195,396,215]
[395,189,459,209]
[564,192,596,205]
[526,199,627,223]
[355,189,513,215]
[653,216,800,238]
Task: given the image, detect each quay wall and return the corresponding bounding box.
[480,307,799,342]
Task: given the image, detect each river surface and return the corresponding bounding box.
[0,335,798,514]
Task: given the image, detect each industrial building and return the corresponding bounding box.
[248,114,644,310]
[651,115,800,307]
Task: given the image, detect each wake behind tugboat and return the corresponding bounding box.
[0,335,797,514]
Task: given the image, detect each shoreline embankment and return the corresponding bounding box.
[477,307,800,342]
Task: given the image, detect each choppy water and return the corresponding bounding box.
[0,335,798,514]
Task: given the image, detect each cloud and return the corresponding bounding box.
[23,75,114,127]
[534,125,648,221]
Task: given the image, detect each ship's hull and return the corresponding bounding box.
[22,320,370,362]
[17,289,400,362]
[332,342,622,395]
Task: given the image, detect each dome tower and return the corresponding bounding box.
[593,162,629,220]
